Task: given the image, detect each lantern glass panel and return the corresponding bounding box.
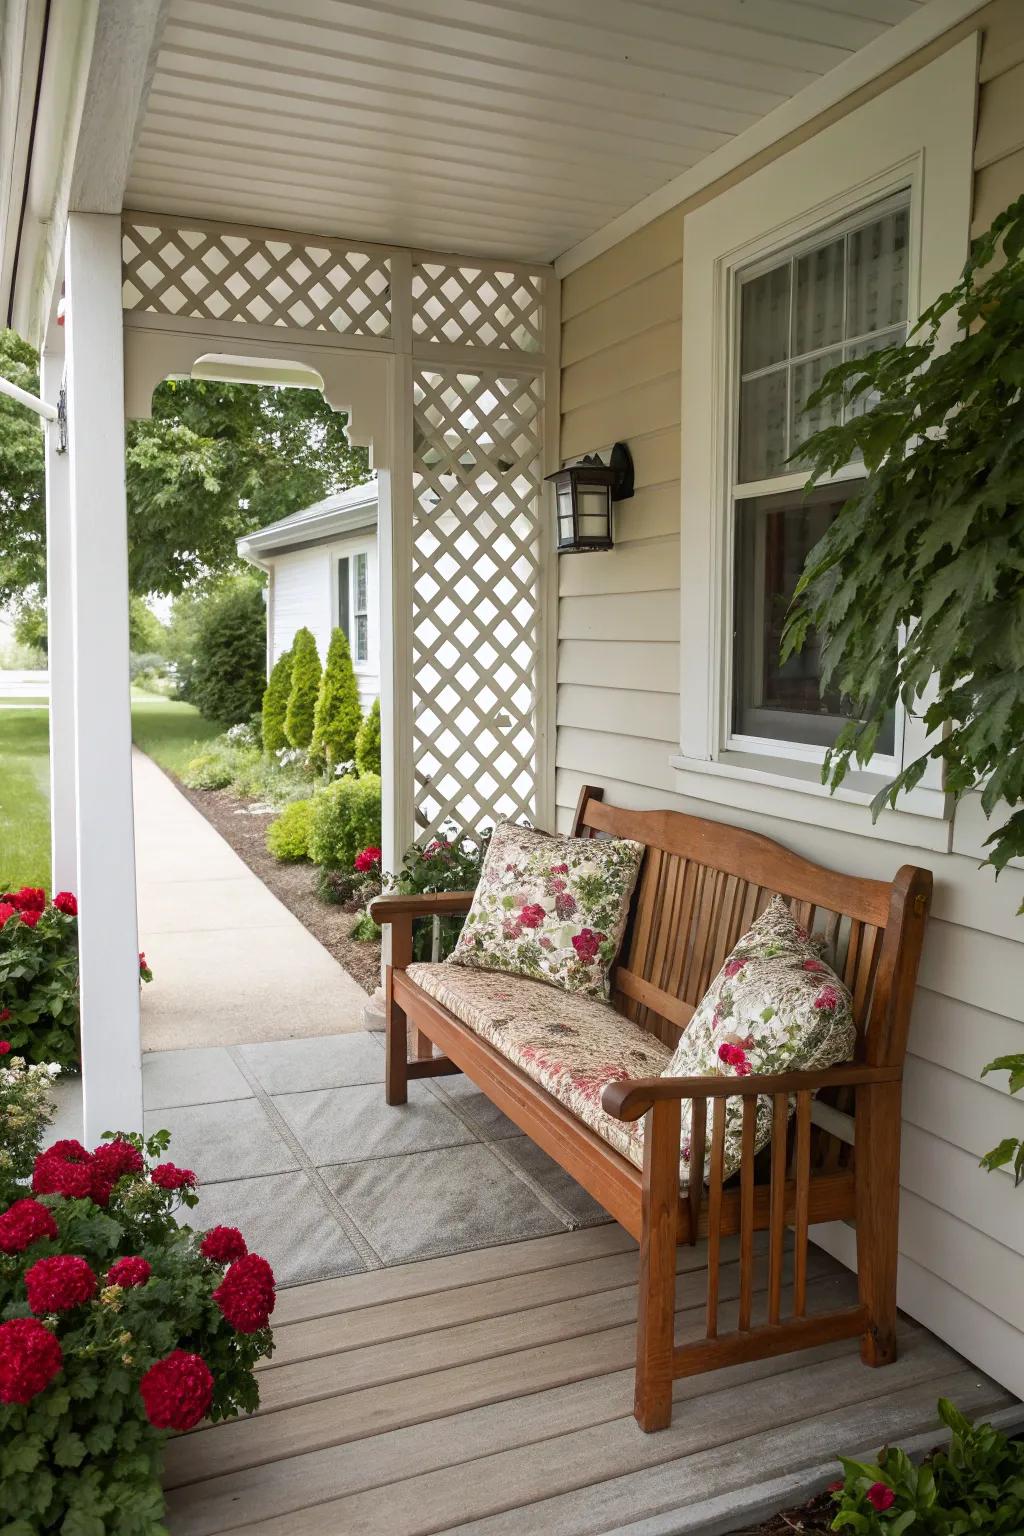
[577,485,611,541]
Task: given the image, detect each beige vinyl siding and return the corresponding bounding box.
[555,0,1024,1402]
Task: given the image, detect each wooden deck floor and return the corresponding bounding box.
[165,1226,1013,1536]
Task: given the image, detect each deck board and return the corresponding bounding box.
[166,1229,1014,1536]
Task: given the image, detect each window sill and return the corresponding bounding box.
[668,749,952,853]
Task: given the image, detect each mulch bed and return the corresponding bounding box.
[726,1492,835,1533]
[172,777,381,996]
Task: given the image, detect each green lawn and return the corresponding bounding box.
[0,708,51,891]
[130,695,221,776]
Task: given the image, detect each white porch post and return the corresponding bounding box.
[41,337,77,894]
[64,211,143,1141]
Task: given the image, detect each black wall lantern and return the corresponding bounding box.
[546,441,634,553]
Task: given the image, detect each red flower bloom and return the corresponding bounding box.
[802,957,828,972]
[200,1225,248,1264]
[213,1253,276,1333]
[866,1482,896,1512]
[813,985,840,1012]
[0,904,16,928]
[106,1256,151,1289]
[151,1162,196,1191]
[13,887,45,912]
[354,845,382,872]
[139,951,152,981]
[52,891,78,916]
[724,957,746,978]
[549,863,569,875]
[25,1254,96,1313]
[717,1041,752,1076]
[827,1479,845,1494]
[0,1317,62,1403]
[92,1137,144,1182]
[554,891,577,919]
[19,909,40,928]
[0,1040,10,1054]
[571,928,604,963]
[518,903,546,929]
[0,1198,59,1255]
[32,1142,94,1201]
[140,1350,213,1430]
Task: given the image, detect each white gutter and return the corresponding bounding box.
[0,371,56,419]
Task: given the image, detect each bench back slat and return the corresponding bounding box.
[572,785,931,1067]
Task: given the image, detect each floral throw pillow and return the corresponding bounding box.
[449,822,644,999]
[662,896,856,1179]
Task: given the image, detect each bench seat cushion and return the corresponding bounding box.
[406,962,674,1175]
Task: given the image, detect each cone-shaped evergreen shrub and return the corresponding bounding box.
[262,646,293,754]
[355,696,381,776]
[312,627,362,767]
[284,627,322,748]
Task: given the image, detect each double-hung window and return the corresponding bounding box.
[730,195,909,760]
[337,550,370,664]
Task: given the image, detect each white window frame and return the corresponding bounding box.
[353,550,369,664]
[675,39,978,843]
[330,533,376,678]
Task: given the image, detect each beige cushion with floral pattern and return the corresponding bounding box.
[448,822,644,999]
[662,896,856,1180]
[406,962,673,1175]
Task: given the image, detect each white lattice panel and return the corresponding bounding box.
[412,261,543,353]
[122,217,391,338]
[412,368,543,838]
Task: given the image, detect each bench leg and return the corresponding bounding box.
[634,1099,681,1432]
[384,965,409,1106]
[856,1081,900,1367]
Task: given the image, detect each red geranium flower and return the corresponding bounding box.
[0,1040,10,1054]
[139,951,152,981]
[32,1142,94,1201]
[25,1254,97,1313]
[151,1162,196,1191]
[0,1198,59,1255]
[0,1317,63,1403]
[52,891,78,916]
[13,887,45,912]
[107,1256,151,1289]
[0,904,17,927]
[140,1350,213,1430]
[200,1225,248,1264]
[518,903,546,930]
[354,845,382,873]
[92,1137,144,1181]
[19,909,40,928]
[213,1253,276,1333]
[866,1482,896,1512]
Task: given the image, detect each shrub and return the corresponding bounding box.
[0,890,152,1072]
[355,696,382,775]
[0,1052,58,1206]
[830,1397,1024,1532]
[0,1120,275,1533]
[261,646,293,754]
[188,579,267,728]
[285,627,322,749]
[311,627,362,768]
[308,774,381,870]
[394,828,489,960]
[266,799,315,862]
[182,742,247,791]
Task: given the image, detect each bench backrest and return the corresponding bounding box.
[571,786,931,1070]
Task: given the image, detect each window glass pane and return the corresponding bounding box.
[738,370,788,482]
[847,208,909,338]
[792,237,844,357]
[355,552,368,613]
[337,557,350,639]
[733,483,895,753]
[740,263,790,373]
[842,326,906,423]
[789,348,842,466]
[355,613,368,663]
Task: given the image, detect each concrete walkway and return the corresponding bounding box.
[133,748,369,1051]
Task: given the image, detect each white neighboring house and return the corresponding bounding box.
[236,479,380,711]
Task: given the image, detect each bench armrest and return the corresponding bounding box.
[369,891,475,922]
[601,1063,901,1122]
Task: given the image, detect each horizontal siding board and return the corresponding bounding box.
[978,0,1024,82]
[901,1122,1024,1259]
[627,431,680,492]
[561,264,682,367]
[608,481,682,544]
[917,920,1024,1021]
[558,638,678,695]
[909,988,1024,1084]
[557,683,678,745]
[555,725,677,793]
[559,590,679,644]
[899,1194,1024,1332]
[560,210,684,321]
[561,371,680,460]
[903,1054,1024,1162]
[560,321,681,413]
[558,534,680,598]
[974,58,1024,169]
[973,145,1024,234]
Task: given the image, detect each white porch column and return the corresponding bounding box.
[64,211,143,1141]
[41,338,77,894]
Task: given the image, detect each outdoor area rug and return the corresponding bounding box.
[135,1031,609,1286]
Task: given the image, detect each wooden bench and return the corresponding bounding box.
[370,786,932,1432]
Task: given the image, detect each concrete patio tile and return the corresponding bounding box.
[144,1099,298,1183]
[142,1046,252,1110]
[500,1136,610,1228]
[321,1143,565,1264]
[433,1073,523,1140]
[240,1032,385,1095]
[188,1170,367,1286]
[273,1082,478,1166]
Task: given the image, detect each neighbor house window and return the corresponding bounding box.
[730,195,908,757]
[353,552,368,663]
[337,557,350,640]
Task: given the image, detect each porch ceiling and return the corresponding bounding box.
[126,0,930,265]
